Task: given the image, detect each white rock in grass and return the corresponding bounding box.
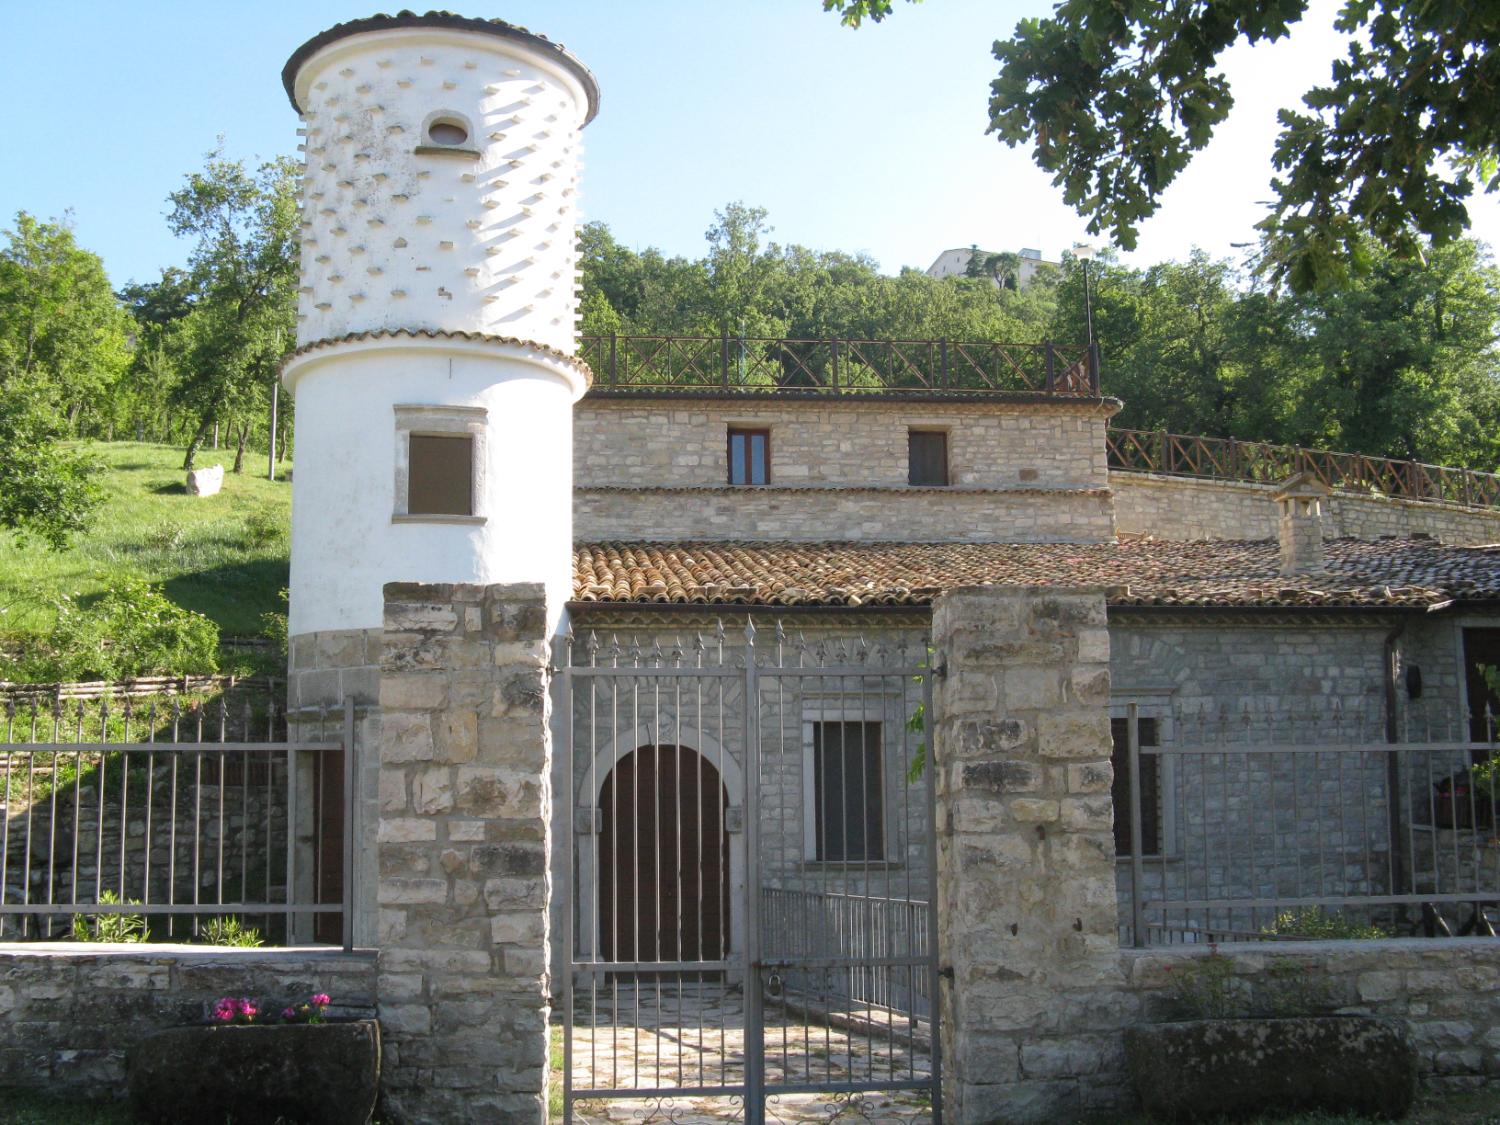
[186,464,224,497]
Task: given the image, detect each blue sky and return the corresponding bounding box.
[3,1,1496,288]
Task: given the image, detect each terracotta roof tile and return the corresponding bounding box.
[572,537,1500,611]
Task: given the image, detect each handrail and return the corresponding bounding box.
[579,334,1100,396]
[1108,428,1500,511]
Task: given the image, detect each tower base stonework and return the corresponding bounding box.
[931,586,1128,1122]
[375,582,553,1123]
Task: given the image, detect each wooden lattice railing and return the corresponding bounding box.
[579,334,1100,396]
[1108,428,1500,511]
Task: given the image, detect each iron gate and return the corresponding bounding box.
[558,620,941,1123]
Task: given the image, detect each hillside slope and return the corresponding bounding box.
[0,442,292,644]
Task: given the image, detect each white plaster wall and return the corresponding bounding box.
[285,340,577,635]
[291,28,587,353]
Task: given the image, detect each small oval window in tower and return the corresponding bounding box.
[428,120,468,146]
[415,112,479,158]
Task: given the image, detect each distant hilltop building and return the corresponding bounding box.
[925,244,1057,288]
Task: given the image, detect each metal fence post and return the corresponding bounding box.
[742,621,765,1125]
[341,700,355,953]
[608,332,618,387]
[1128,703,1146,948]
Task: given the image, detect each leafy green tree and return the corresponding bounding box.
[0,213,120,547]
[705,202,784,339]
[0,392,100,549]
[0,212,129,429]
[165,151,298,471]
[825,0,1500,291]
[966,250,1023,291]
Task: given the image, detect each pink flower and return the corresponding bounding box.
[311,993,331,1008]
[282,1007,297,1020]
[236,998,257,1020]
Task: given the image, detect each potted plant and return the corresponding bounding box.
[127,992,380,1125]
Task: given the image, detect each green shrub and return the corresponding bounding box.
[240,508,287,549]
[260,587,288,662]
[201,916,263,947]
[6,578,219,682]
[1262,907,1390,941]
[72,890,148,943]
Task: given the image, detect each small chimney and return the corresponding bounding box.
[1273,472,1330,575]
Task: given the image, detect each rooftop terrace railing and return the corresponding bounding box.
[1108,428,1500,511]
[579,334,1100,396]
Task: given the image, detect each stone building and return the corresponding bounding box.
[266,10,1500,1122]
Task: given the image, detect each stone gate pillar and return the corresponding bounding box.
[375,581,552,1123]
[930,586,1123,1122]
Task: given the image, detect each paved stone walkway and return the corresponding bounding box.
[566,983,933,1123]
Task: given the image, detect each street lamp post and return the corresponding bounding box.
[1071,243,1099,391]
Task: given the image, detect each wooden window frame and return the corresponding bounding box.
[393,404,487,524]
[727,426,771,486]
[907,428,949,487]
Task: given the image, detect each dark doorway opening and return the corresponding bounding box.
[598,745,730,965]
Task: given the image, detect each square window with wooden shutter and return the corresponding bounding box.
[908,429,948,486]
[407,433,474,515]
[1111,715,1161,857]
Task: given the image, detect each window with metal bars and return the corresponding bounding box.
[728,427,770,485]
[810,720,885,861]
[1111,715,1161,857]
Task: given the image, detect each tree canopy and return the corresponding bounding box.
[0,213,121,547]
[824,0,1500,291]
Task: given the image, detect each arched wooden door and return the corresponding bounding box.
[598,745,730,965]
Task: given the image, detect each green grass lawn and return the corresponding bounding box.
[0,441,291,644]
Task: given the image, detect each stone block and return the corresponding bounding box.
[961,760,1040,794]
[185,464,224,496]
[380,674,449,712]
[377,818,436,844]
[1036,710,1112,760]
[381,712,435,763]
[412,768,455,814]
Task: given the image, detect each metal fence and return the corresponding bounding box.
[559,622,940,1123]
[1107,428,1500,510]
[580,333,1098,397]
[1120,704,1500,946]
[0,693,351,949]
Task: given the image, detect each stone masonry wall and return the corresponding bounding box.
[575,397,1118,544]
[0,946,376,1097]
[575,398,1114,490]
[930,585,1118,1122]
[375,582,553,1123]
[575,485,1114,543]
[1114,472,1500,545]
[931,588,1500,1120]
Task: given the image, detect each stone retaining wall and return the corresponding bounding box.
[0,945,376,1096]
[575,485,1115,543]
[1115,472,1500,545]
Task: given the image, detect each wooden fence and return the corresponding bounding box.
[1108,429,1500,511]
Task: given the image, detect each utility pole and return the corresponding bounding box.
[268,330,282,481]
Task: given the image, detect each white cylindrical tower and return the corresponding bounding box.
[280,13,597,646]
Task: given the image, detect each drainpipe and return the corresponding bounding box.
[1384,621,1410,902]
